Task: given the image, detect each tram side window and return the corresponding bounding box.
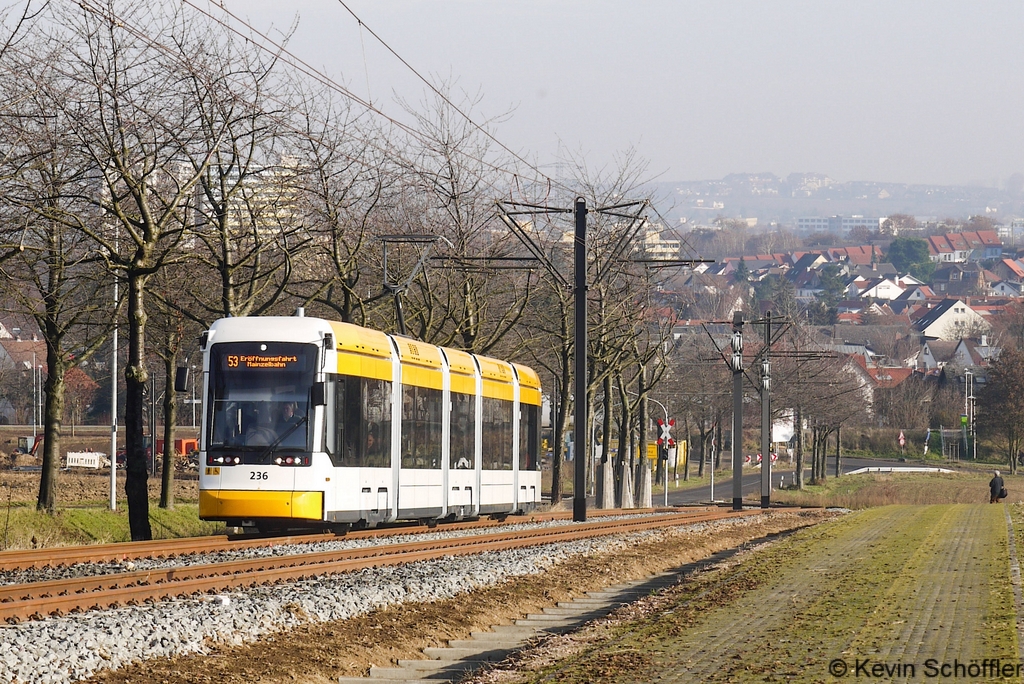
[519,403,540,471]
[331,375,361,467]
[481,397,513,470]
[401,385,442,469]
[362,378,391,468]
[329,375,392,467]
[450,392,476,470]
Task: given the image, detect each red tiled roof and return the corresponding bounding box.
[1001,258,1024,278]
[865,366,914,388]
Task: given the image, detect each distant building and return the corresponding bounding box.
[912,299,990,341]
[795,216,884,236]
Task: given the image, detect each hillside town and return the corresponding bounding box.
[631,215,1024,459]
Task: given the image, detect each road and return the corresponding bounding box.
[665,455,917,505]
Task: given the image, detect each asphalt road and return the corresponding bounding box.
[664,455,916,505]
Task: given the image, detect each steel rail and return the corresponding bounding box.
[0,509,757,623]
[0,507,703,570]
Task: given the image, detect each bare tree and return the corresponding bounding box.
[978,346,1024,474]
[177,39,311,323]
[0,35,115,512]
[49,2,241,539]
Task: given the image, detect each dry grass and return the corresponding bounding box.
[771,471,1014,508]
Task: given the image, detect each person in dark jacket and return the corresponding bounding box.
[990,470,1006,504]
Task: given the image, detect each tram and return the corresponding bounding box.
[196,313,542,531]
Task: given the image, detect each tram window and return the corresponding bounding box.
[481,397,513,470]
[519,404,540,471]
[401,385,442,469]
[332,375,360,466]
[362,378,391,468]
[450,392,475,470]
[329,375,392,468]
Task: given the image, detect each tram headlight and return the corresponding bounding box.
[207,454,243,466]
[270,455,310,467]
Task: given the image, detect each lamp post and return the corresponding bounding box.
[965,370,976,460]
[31,351,36,440]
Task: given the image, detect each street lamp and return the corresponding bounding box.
[965,370,976,460]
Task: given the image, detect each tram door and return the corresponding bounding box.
[448,390,476,516]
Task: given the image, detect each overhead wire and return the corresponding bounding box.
[53,0,548,215]
[15,2,690,256]
[332,0,569,195]
[178,0,563,197]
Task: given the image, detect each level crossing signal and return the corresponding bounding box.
[657,418,675,447]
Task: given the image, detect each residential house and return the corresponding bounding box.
[918,339,959,370]
[850,276,905,301]
[991,280,1024,296]
[927,230,1002,263]
[912,299,991,341]
[931,263,988,297]
[992,258,1024,284]
[952,336,999,369]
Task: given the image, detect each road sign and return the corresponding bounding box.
[898,430,906,447]
[657,418,675,447]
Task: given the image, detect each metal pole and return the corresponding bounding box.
[109,318,117,510]
[573,198,588,522]
[110,231,118,511]
[710,449,715,502]
[760,312,771,509]
[31,351,36,440]
[664,442,669,508]
[731,312,744,511]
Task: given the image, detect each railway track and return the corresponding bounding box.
[0,507,758,623]
[0,506,701,570]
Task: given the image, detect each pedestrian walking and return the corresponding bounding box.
[990,470,1007,504]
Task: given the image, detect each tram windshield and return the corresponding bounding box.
[207,342,318,451]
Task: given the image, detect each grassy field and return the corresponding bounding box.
[498,503,1019,683]
[0,503,222,549]
[771,470,1015,507]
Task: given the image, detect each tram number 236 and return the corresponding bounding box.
[250,471,269,480]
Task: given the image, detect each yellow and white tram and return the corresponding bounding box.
[197,314,542,530]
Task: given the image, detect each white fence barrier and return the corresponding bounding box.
[65,452,105,469]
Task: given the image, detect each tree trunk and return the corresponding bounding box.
[125,272,152,541]
[811,421,819,481]
[637,457,652,508]
[834,426,842,478]
[551,362,570,505]
[697,427,706,478]
[160,349,177,509]
[36,350,66,513]
[795,406,804,489]
[615,403,630,508]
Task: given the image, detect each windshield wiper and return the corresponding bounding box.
[255,415,309,464]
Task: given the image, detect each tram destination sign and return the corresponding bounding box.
[224,354,299,370]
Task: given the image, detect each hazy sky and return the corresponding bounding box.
[221,1,1024,188]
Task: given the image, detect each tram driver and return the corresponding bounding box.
[275,401,301,433]
[244,403,278,446]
